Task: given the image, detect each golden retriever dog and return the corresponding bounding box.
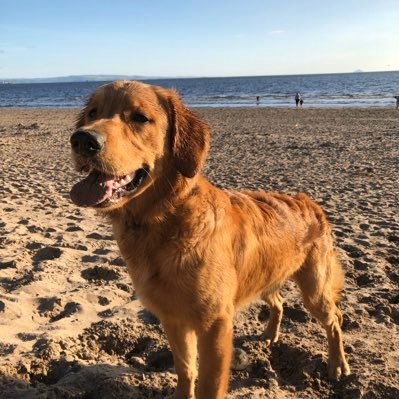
[70,81,350,399]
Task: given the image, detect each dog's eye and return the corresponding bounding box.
[88,109,97,119]
[131,113,149,123]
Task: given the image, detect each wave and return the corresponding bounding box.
[1,71,398,108]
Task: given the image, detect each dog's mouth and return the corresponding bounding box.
[70,167,149,208]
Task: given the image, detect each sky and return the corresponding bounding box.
[1,0,399,79]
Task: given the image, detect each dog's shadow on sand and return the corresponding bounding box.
[1,362,171,399]
[138,309,161,326]
[1,358,358,398]
[232,333,357,397]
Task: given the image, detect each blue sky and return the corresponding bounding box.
[1,0,398,79]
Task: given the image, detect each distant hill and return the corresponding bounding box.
[0,75,159,84]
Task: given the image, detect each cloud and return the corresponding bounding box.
[270,30,285,35]
[0,50,5,54]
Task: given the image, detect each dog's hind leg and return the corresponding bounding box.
[293,247,350,379]
[260,290,284,345]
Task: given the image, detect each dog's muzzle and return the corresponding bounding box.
[70,130,105,157]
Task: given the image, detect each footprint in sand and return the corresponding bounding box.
[341,243,364,259]
[17,333,38,342]
[65,225,84,232]
[86,232,113,241]
[37,297,62,316]
[388,294,399,305]
[81,266,120,282]
[356,273,375,287]
[353,259,368,270]
[2,272,34,291]
[97,308,116,318]
[354,238,370,247]
[387,234,399,244]
[37,297,81,322]
[33,246,63,262]
[50,302,81,323]
[0,260,17,269]
[110,256,125,266]
[81,255,108,264]
[66,215,83,222]
[342,314,361,331]
[26,242,43,250]
[93,248,112,255]
[138,309,159,325]
[387,255,399,267]
[146,347,174,371]
[129,337,156,357]
[284,304,310,323]
[57,242,88,251]
[0,343,16,356]
[116,283,132,293]
[27,225,44,234]
[387,270,399,283]
[98,296,110,306]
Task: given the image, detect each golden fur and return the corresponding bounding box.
[71,81,350,399]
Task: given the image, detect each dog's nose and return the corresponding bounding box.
[70,130,105,156]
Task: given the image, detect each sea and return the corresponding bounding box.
[1,71,399,108]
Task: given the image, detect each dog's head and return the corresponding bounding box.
[70,81,209,211]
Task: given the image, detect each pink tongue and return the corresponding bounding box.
[70,171,116,207]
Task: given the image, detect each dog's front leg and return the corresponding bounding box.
[162,320,197,399]
[196,316,233,399]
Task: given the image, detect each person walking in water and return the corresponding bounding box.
[295,92,303,107]
[394,96,399,109]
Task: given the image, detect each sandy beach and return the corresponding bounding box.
[0,107,398,398]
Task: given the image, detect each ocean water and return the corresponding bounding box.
[1,71,398,108]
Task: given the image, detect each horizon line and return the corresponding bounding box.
[1,69,398,83]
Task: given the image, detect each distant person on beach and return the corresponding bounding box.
[256,96,260,105]
[295,92,303,107]
[395,96,399,109]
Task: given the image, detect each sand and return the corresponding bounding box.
[0,107,398,398]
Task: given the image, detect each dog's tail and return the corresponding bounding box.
[329,250,345,325]
[330,251,344,303]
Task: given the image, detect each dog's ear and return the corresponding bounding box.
[168,92,210,178]
[75,111,85,129]
[75,95,93,129]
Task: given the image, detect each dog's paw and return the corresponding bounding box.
[231,347,249,370]
[260,331,279,346]
[328,359,351,380]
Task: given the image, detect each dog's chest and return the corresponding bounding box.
[114,225,210,316]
